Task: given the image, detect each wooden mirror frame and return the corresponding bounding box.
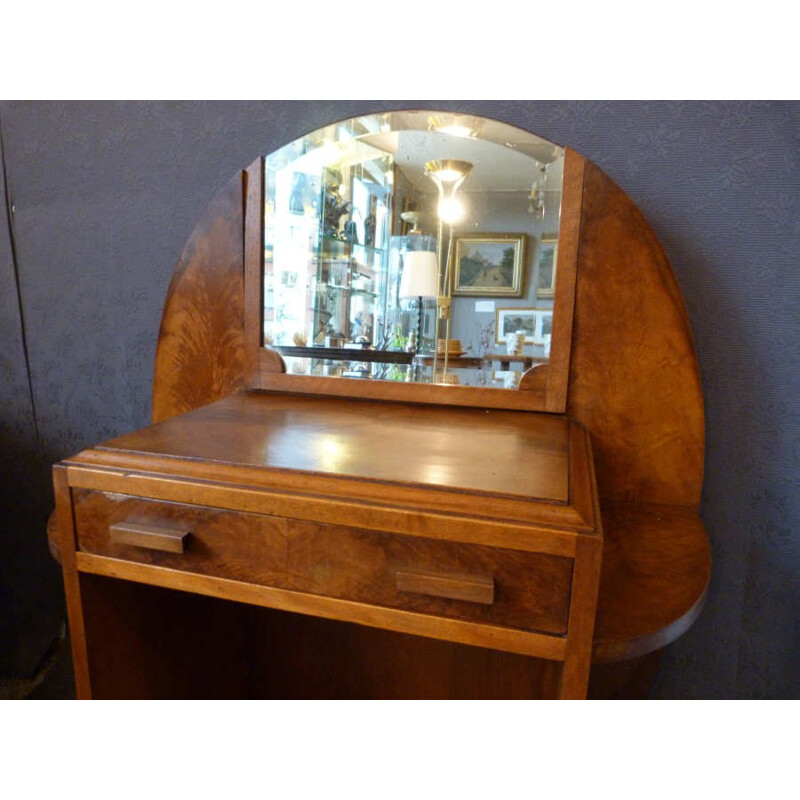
[241,146,586,414]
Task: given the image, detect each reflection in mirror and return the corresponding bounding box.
[263,110,564,389]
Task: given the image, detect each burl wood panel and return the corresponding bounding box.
[592,501,711,662]
[151,170,247,423]
[73,489,290,587]
[286,522,573,634]
[73,489,574,634]
[568,162,705,507]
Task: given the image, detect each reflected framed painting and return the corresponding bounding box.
[453,233,526,297]
[495,307,537,343]
[535,235,558,298]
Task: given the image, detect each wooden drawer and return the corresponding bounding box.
[72,489,573,635]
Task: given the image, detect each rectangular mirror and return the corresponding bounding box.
[251,110,583,412]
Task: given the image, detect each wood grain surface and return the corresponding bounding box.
[545,147,584,412]
[103,391,572,503]
[568,162,705,506]
[75,553,570,662]
[243,157,264,385]
[72,488,574,634]
[109,521,189,553]
[152,170,246,423]
[592,501,711,662]
[52,466,91,699]
[79,573,255,699]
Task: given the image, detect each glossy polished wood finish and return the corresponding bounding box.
[108,521,190,553]
[545,147,583,412]
[56,391,602,698]
[395,570,495,605]
[567,162,705,507]
[243,158,264,385]
[53,466,91,699]
[592,501,711,662]
[71,393,597,535]
[152,170,247,423]
[101,392,572,503]
[73,487,574,634]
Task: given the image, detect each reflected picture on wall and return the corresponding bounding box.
[495,307,537,343]
[536,235,558,298]
[454,233,526,297]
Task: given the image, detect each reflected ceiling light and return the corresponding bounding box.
[437,198,462,224]
[425,159,473,183]
[437,124,474,138]
[428,114,481,138]
[425,160,473,224]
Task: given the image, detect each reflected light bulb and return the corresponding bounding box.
[434,168,464,183]
[437,124,474,138]
[438,197,464,223]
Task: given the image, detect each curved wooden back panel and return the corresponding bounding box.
[152,170,247,423]
[567,163,705,507]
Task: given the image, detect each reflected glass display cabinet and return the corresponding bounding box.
[265,135,395,376]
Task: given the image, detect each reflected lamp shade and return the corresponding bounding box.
[399,251,439,299]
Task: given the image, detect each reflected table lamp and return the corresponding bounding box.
[399,250,439,353]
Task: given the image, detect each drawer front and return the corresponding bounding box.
[73,489,289,586]
[286,523,572,634]
[72,489,573,635]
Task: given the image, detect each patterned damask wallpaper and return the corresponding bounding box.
[0,101,797,697]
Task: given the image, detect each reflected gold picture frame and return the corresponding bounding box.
[453,233,525,297]
[536,235,558,298]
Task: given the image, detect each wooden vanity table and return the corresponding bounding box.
[50,111,710,699]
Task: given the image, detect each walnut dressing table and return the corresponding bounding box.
[50,111,710,699]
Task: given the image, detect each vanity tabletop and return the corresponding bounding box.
[90,391,576,505]
[62,391,590,506]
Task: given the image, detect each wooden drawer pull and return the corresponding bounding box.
[109,521,190,553]
[396,570,495,605]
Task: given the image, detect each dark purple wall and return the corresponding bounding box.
[1,101,798,697]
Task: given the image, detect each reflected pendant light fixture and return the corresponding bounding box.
[424,159,474,224]
[424,159,473,377]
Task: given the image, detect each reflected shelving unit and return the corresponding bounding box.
[264,137,395,373]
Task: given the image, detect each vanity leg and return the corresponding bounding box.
[53,467,92,699]
[557,535,602,699]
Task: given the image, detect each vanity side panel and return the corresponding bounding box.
[568,162,705,507]
[152,170,247,423]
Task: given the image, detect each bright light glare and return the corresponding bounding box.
[437,124,474,138]
[438,198,464,223]
[433,168,463,183]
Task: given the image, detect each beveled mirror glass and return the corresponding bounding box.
[262,110,567,391]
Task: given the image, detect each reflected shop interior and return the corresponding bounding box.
[263,111,564,389]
